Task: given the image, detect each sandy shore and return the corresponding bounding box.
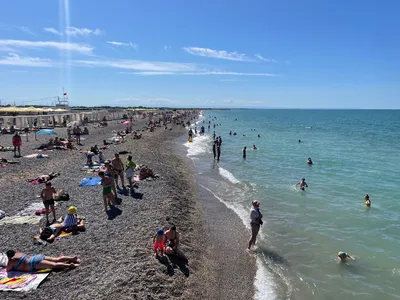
[0,113,256,299]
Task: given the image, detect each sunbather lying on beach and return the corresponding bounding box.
[5,250,80,271]
[28,172,60,184]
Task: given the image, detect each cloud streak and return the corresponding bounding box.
[183,47,251,61]
[65,27,103,37]
[0,52,277,77]
[107,41,138,50]
[44,27,63,36]
[121,71,276,76]
[0,53,53,67]
[254,54,278,63]
[0,39,94,55]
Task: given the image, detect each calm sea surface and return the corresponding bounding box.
[184,109,400,300]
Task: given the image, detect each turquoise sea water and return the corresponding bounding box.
[184,110,400,300]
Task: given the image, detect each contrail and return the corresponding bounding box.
[58,0,71,95]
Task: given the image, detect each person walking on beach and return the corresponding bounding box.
[212,141,217,160]
[40,182,57,225]
[217,143,221,161]
[125,155,136,193]
[12,132,22,157]
[98,171,116,212]
[75,126,82,145]
[248,200,263,250]
[112,153,125,189]
[243,146,247,159]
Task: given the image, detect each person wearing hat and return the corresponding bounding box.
[60,206,85,231]
[248,200,263,250]
[337,251,355,262]
[153,229,165,257]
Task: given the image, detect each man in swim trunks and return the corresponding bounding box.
[75,126,82,145]
[6,250,80,271]
[40,182,56,225]
[212,141,216,160]
[296,178,308,191]
[112,153,125,189]
[98,171,115,212]
[164,225,188,263]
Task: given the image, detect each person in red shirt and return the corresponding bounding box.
[12,132,22,157]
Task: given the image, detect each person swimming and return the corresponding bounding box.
[307,157,313,165]
[337,251,354,262]
[364,194,371,207]
[252,144,257,150]
[296,178,308,191]
[298,139,301,143]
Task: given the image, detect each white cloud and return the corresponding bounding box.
[44,27,62,36]
[0,53,53,67]
[65,27,103,37]
[254,54,278,63]
[164,45,171,51]
[183,47,251,61]
[107,41,138,50]
[76,59,197,72]
[0,39,94,55]
[19,26,35,36]
[121,71,276,76]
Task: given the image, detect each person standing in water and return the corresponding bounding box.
[248,200,263,250]
[296,178,308,190]
[217,143,221,161]
[212,141,216,160]
[364,194,371,207]
[243,146,247,159]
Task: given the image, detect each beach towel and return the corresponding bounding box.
[18,203,44,217]
[0,216,41,225]
[79,177,101,186]
[0,268,50,292]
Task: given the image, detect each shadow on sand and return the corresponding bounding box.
[107,206,122,220]
[157,255,190,277]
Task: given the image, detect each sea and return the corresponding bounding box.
[183,109,400,300]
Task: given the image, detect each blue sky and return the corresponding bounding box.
[0,0,399,108]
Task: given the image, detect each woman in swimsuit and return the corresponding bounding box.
[6,250,80,272]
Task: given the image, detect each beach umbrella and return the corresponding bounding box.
[37,129,57,135]
[122,120,132,125]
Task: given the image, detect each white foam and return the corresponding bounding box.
[219,167,240,184]
[184,134,212,157]
[199,184,276,300]
[255,257,277,300]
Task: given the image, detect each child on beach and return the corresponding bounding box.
[125,155,136,192]
[337,251,355,262]
[98,151,104,163]
[296,178,308,191]
[40,182,56,225]
[153,229,165,257]
[98,171,116,212]
[364,194,371,207]
[60,206,85,231]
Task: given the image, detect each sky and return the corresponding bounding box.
[0,0,399,108]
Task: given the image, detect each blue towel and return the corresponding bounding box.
[79,177,102,186]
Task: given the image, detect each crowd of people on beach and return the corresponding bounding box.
[1,110,197,281]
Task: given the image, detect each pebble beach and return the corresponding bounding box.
[0,111,257,300]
